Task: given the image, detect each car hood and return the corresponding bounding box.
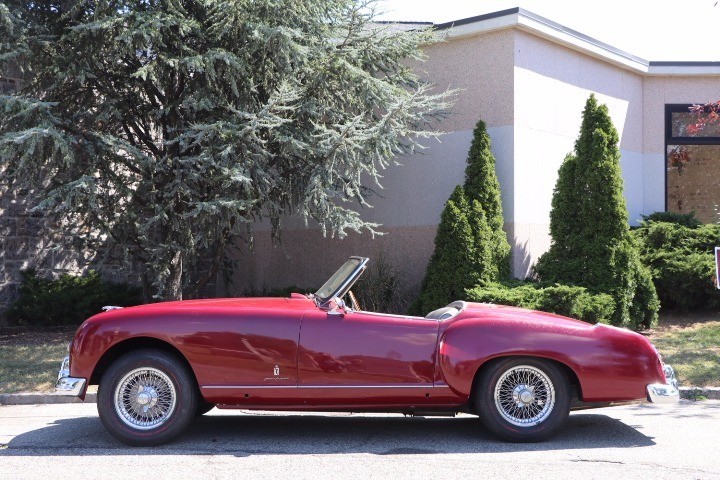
[87,294,316,322]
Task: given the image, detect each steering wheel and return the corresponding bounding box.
[348,290,361,311]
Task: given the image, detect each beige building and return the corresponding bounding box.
[234,7,720,295]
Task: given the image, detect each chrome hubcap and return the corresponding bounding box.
[494,365,555,427]
[516,386,535,405]
[135,387,157,406]
[114,367,176,430]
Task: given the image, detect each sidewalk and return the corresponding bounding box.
[1,387,719,406]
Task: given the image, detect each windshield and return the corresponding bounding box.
[315,257,367,302]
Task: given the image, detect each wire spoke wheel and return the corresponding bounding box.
[114,367,177,430]
[476,358,570,442]
[493,365,555,427]
[99,350,197,446]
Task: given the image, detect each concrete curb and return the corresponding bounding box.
[1,388,718,406]
[0,392,97,405]
[679,386,720,400]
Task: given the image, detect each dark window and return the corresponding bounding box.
[665,104,720,223]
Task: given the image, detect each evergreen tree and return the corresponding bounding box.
[0,0,453,300]
[468,198,495,282]
[463,119,510,279]
[410,186,479,314]
[535,95,658,329]
[411,118,509,314]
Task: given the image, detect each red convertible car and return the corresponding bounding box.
[56,256,678,446]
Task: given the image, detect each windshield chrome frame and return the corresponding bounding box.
[316,256,369,307]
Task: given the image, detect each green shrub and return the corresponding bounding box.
[634,221,720,253]
[640,211,702,229]
[630,262,662,329]
[409,186,481,315]
[466,281,541,308]
[466,281,615,324]
[6,270,143,327]
[463,119,511,279]
[647,252,719,310]
[535,95,658,330]
[412,119,510,315]
[633,221,720,311]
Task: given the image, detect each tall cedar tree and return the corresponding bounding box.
[0,0,453,300]
[411,119,509,314]
[535,95,659,329]
[463,120,510,279]
[410,186,481,314]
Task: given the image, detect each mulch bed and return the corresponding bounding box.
[0,326,77,348]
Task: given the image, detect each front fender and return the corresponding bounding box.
[69,313,181,385]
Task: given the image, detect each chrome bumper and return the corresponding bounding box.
[55,356,86,397]
[646,365,679,404]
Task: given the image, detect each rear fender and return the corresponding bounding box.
[438,318,588,398]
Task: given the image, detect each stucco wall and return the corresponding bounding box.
[230,124,513,296]
[510,30,646,276]
[230,226,437,297]
[422,29,515,131]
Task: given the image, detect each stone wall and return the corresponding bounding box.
[0,188,101,321]
[0,184,223,323]
[0,186,146,324]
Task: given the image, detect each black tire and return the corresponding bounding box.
[97,349,198,446]
[195,399,216,416]
[475,357,570,442]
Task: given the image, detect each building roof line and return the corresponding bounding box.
[432,7,521,30]
[649,61,720,67]
[513,8,649,66]
[429,7,720,74]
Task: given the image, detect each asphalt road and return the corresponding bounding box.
[1,400,719,480]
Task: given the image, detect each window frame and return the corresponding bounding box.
[664,104,720,212]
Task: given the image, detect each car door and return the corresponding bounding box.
[298,306,439,404]
[184,302,303,404]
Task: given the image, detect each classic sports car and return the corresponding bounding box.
[56,256,679,446]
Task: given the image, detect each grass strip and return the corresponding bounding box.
[0,329,74,393]
[649,321,720,387]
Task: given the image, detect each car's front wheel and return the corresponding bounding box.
[97,349,197,446]
[475,357,570,442]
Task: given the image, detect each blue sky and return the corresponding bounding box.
[378,0,720,61]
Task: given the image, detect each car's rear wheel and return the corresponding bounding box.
[475,357,570,442]
[97,349,197,446]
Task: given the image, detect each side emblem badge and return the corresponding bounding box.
[273,365,280,376]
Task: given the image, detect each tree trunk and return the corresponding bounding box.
[167,250,183,301]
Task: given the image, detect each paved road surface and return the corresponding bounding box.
[1,400,718,479]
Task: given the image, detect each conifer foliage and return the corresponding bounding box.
[411,119,510,314]
[411,186,481,314]
[0,0,453,300]
[464,120,511,280]
[535,95,659,329]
